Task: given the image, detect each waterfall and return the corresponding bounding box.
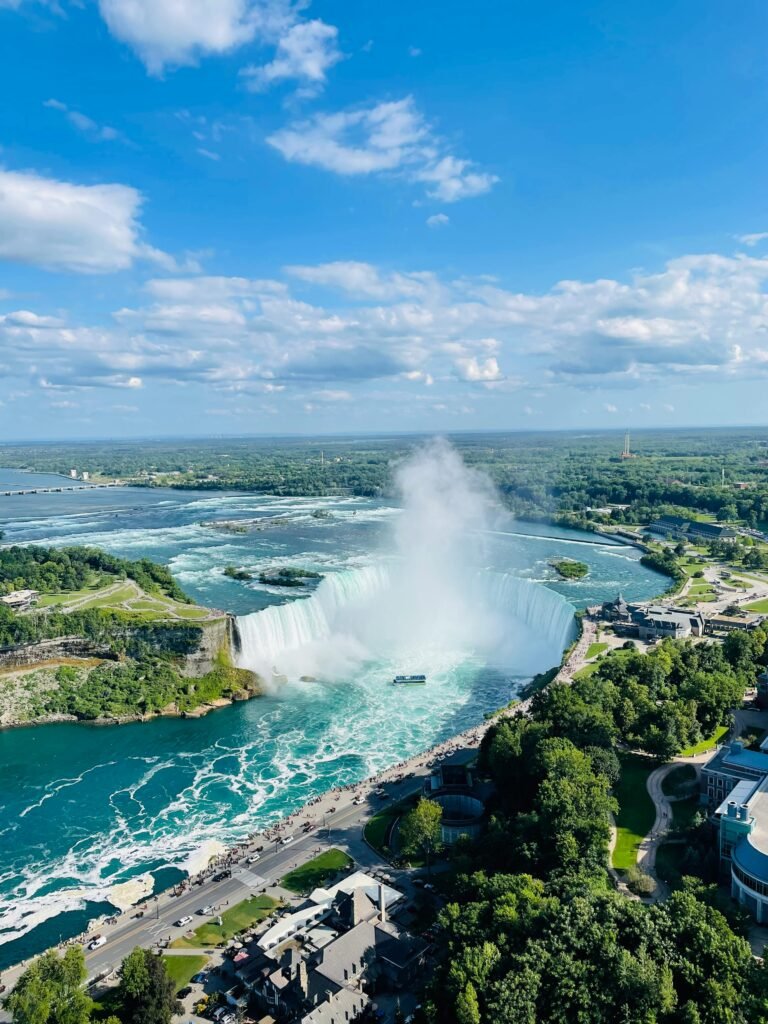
[235,564,388,673]
[235,564,575,679]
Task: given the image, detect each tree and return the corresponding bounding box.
[455,982,481,1024]
[117,949,181,1024]
[399,798,443,868]
[4,949,90,1024]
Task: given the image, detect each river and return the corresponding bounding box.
[0,478,662,968]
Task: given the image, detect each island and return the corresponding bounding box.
[223,565,254,581]
[258,567,323,587]
[549,557,589,580]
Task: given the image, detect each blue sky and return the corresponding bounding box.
[1,0,768,439]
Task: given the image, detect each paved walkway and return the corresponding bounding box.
[635,750,719,901]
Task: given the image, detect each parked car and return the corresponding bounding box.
[191,972,208,984]
[175,916,193,927]
[177,987,192,999]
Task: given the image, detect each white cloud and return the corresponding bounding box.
[454,356,503,382]
[313,388,351,401]
[426,213,449,228]
[285,261,436,300]
[415,156,498,203]
[0,167,169,273]
[737,232,768,247]
[10,243,768,405]
[241,19,341,95]
[44,99,121,142]
[267,96,498,202]
[96,0,293,74]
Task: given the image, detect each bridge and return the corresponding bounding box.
[0,482,124,497]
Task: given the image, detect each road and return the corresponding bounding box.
[0,771,429,1001]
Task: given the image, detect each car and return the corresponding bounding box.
[220,1014,235,1024]
[175,916,193,927]
[177,987,192,999]
[88,935,107,950]
[424,883,436,892]
[211,1008,227,1021]
[191,972,208,984]
[246,853,261,863]
[212,870,232,882]
[198,906,213,915]
[280,835,294,845]
[352,797,363,805]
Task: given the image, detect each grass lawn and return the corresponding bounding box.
[679,724,729,757]
[364,796,415,854]
[612,754,656,872]
[585,642,608,660]
[661,764,697,798]
[170,895,278,948]
[573,662,600,680]
[745,598,768,613]
[280,848,353,893]
[162,954,209,992]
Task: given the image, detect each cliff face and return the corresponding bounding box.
[0,616,236,677]
[178,616,233,676]
[0,637,116,669]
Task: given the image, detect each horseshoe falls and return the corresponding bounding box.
[234,564,578,681]
[0,473,664,970]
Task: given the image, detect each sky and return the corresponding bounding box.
[1,0,768,439]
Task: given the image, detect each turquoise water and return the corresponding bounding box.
[0,480,663,968]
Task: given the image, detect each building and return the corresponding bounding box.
[701,741,768,811]
[704,613,765,635]
[81,471,90,482]
[648,515,737,543]
[425,749,489,844]
[631,605,705,640]
[600,593,631,623]
[714,775,768,923]
[0,589,39,612]
[598,596,704,640]
[243,873,428,1023]
[69,469,77,478]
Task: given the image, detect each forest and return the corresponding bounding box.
[425,632,768,1023]
[23,655,259,721]
[0,545,189,602]
[5,428,768,524]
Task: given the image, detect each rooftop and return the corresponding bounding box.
[722,745,768,774]
[715,779,760,815]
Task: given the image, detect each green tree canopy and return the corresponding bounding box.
[399,798,443,865]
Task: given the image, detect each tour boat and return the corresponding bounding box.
[392,674,427,685]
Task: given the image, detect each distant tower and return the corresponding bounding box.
[320,450,325,469]
[621,431,633,459]
[722,466,726,486]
